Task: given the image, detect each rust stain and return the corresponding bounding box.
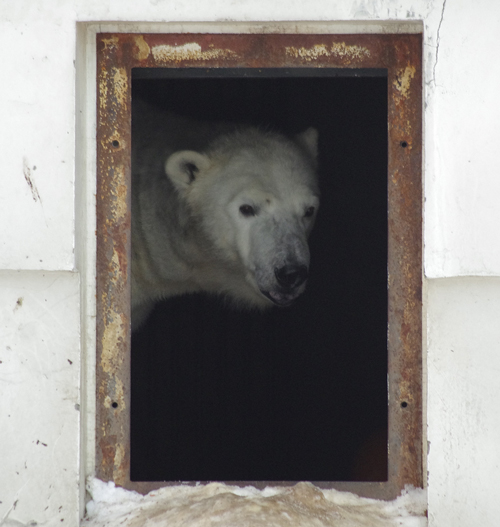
[133,35,150,61]
[99,436,117,475]
[394,65,416,100]
[285,42,370,62]
[151,42,237,62]
[23,158,41,203]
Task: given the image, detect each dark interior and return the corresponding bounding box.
[130,70,388,482]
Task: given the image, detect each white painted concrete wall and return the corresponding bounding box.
[1,1,499,525]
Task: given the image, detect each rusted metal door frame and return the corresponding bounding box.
[96,32,422,499]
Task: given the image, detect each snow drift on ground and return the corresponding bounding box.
[83,478,426,527]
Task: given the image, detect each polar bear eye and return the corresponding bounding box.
[239,204,256,217]
[304,206,315,218]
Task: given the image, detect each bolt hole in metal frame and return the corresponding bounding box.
[96,32,422,499]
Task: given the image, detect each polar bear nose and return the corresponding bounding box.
[274,264,308,289]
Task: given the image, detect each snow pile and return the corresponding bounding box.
[83,478,426,527]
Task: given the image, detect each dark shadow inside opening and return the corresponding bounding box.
[131,70,388,482]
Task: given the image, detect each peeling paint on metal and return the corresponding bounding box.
[394,65,416,100]
[285,42,371,62]
[112,68,128,109]
[151,42,237,62]
[133,35,150,61]
[101,310,125,375]
[113,443,126,481]
[101,36,119,51]
[98,70,109,111]
[105,166,128,223]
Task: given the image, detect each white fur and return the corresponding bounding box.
[131,103,320,329]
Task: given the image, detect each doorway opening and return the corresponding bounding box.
[130,69,388,483]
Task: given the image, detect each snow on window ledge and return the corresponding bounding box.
[83,478,427,527]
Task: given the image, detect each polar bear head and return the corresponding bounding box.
[164,127,320,308]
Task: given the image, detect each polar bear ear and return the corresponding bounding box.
[165,150,211,190]
[295,127,319,165]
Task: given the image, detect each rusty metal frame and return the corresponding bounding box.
[96,32,422,499]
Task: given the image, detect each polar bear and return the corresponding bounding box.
[131,103,320,330]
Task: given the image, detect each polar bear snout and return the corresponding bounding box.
[258,263,309,307]
[252,227,312,307]
[274,264,308,290]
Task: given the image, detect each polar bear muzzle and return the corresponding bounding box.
[274,264,308,290]
[258,264,309,307]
